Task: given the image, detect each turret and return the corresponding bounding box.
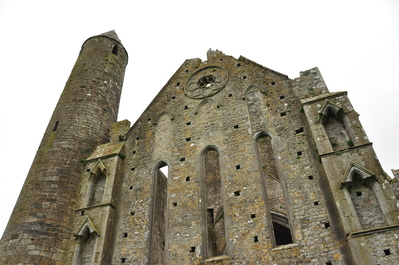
[0,31,128,264]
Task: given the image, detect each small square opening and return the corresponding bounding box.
[184,106,188,109]
[130,211,135,216]
[186,137,191,142]
[295,127,304,134]
[121,258,126,263]
[186,122,191,126]
[123,233,128,238]
[297,151,302,156]
[180,157,185,162]
[186,176,190,181]
[129,186,133,190]
[251,214,256,218]
[235,165,241,170]
[131,167,135,171]
[280,112,286,117]
[173,202,177,207]
[279,95,285,99]
[233,125,239,129]
[314,201,319,206]
[356,191,362,197]
[234,191,241,196]
[324,222,330,228]
[190,246,196,252]
[254,236,258,242]
[384,249,391,255]
[308,175,314,180]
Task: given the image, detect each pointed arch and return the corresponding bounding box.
[154,111,175,125]
[200,145,227,259]
[196,98,217,113]
[317,100,344,124]
[341,163,376,188]
[341,163,387,230]
[87,159,108,207]
[75,217,99,237]
[317,100,353,150]
[72,217,99,265]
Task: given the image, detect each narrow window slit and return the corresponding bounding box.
[81,211,84,216]
[253,236,258,242]
[233,125,239,129]
[52,121,59,131]
[112,45,118,55]
[186,176,190,181]
[295,127,304,134]
[186,122,191,125]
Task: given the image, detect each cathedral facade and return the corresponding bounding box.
[1,31,398,264]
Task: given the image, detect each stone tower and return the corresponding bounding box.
[1,33,399,265]
[0,31,128,264]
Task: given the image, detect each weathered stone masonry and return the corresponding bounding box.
[1,31,398,265]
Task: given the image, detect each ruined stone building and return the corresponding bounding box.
[1,31,399,265]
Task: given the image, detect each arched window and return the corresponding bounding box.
[87,171,106,206]
[202,148,226,258]
[342,163,387,230]
[318,101,353,150]
[149,162,169,264]
[256,133,294,246]
[72,218,99,265]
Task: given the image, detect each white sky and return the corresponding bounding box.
[0,0,398,235]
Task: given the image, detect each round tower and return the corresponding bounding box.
[0,31,128,264]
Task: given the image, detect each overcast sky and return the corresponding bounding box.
[0,0,398,235]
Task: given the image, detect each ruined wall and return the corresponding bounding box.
[1,32,398,265]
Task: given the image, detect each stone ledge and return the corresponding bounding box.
[272,243,298,251]
[347,224,399,239]
[204,255,231,262]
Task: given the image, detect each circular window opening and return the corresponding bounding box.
[198,75,216,88]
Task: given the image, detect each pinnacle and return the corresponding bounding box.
[98,30,122,43]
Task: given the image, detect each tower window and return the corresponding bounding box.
[52,121,59,131]
[112,45,118,55]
